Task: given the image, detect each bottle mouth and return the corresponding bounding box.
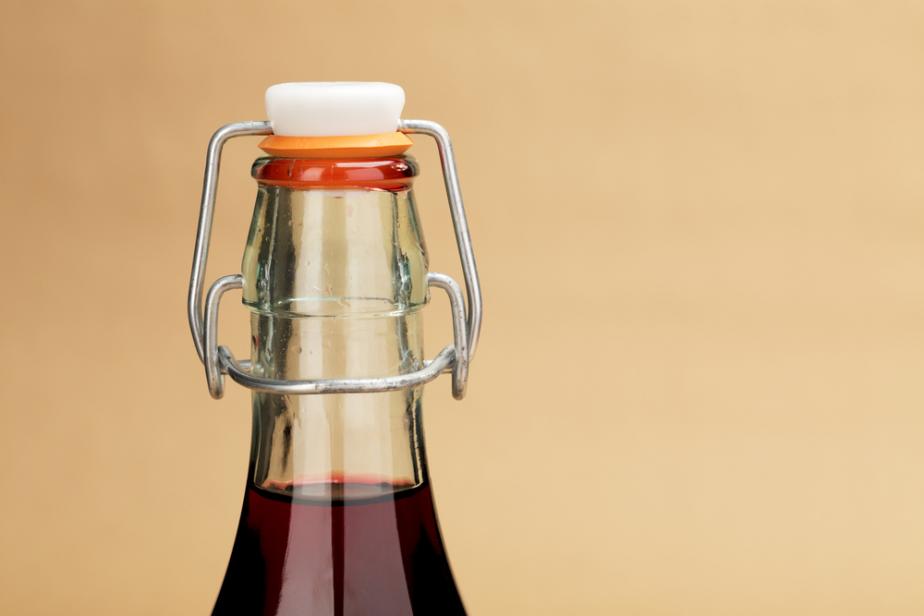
[252,155,418,191]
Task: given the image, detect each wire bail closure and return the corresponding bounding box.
[187,120,482,401]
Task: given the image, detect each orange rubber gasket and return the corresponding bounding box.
[259,132,413,158]
[252,156,418,191]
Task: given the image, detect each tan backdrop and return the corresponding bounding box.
[3,1,924,614]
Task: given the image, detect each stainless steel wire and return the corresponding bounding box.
[188,119,482,399]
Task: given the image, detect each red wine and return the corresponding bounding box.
[213,480,466,615]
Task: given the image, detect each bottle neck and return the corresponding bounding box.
[242,157,429,500]
[214,154,466,615]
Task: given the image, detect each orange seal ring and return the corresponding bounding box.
[259,132,413,158]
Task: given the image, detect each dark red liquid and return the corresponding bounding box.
[213,481,466,616]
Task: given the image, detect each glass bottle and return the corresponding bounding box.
[187,83,481,616]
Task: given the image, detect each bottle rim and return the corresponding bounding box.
[252,155,418,191]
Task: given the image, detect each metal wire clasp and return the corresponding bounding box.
[187,120,482,401]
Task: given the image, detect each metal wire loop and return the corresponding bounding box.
[202,272,469,400]
[188,120,482,399]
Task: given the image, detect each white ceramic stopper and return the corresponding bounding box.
[265,82,405,137]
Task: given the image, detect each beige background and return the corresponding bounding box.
[2,1,924,614]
